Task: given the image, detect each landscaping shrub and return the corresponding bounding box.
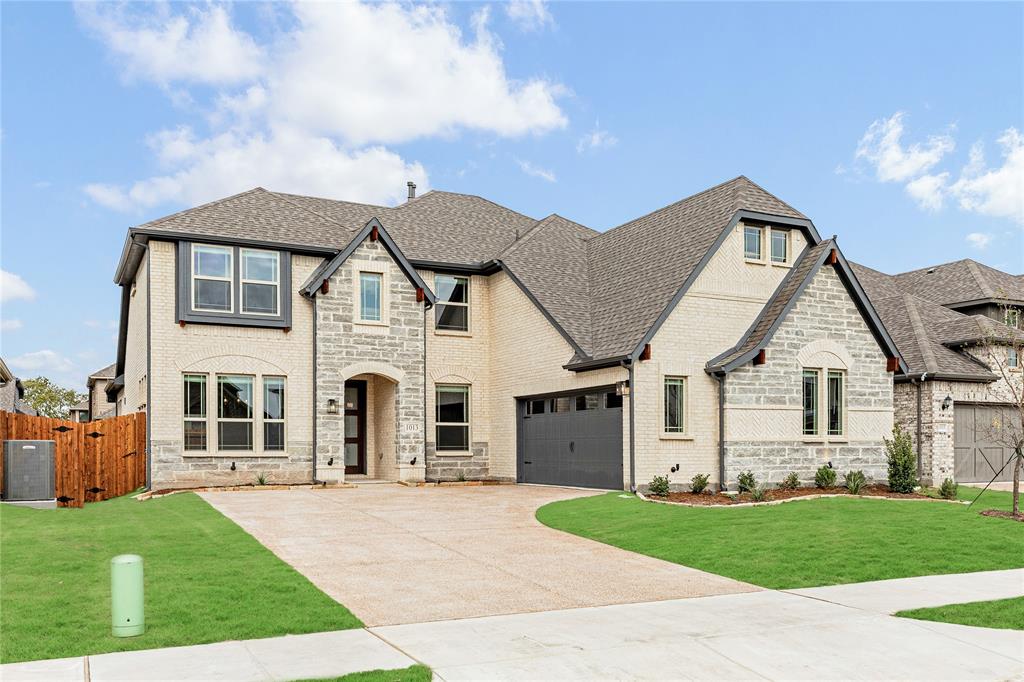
[691,473,710,494]
[885,424,918,493]
[814,465,837,488]
[844,470,867,495]
[648,475,671,496]
[255,472,268,486]
[750,484,769,502]
[737,470,757,493]
[779,472,800,490]
[939,477,959,500]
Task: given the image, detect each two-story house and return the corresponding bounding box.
[854,260,1024,486]
[108,176,904,492]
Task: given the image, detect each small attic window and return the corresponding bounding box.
[744,225,763,260]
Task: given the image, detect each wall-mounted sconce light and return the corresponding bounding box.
[410,457,417,466]
[327,398,339,415]
[941,395,953,411]
[616,381,631,397]
[230,461,236,471]
[670,464,679,473]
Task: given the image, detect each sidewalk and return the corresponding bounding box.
[0,630,416,682]
[787,568,1024,614]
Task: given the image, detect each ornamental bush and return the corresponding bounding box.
[691,473,710,494]
[885,424,918,493]
[815,465,837,488]
[737,470,758,493]
[939,477,958,500]
[750,484,769,502]
[844,470,867,495]
[648,475,670,497]
[779,472,801,490]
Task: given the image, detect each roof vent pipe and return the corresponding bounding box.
[407,181,416,201]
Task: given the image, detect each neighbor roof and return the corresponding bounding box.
[87,363,116,385]
[892,259,1024,307]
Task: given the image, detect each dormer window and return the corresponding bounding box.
[744,225,763,260]
[771,229,788,264]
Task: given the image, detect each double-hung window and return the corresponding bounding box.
[827,370,845,436]
[193,245,233,312]
[664,376,686,433]
[435,275,469,332]
[436,385,469,451]
[359,272,383,322]
[218,375,254,451]
[183,374,207,451]
[241,249,280,315]
[263,377,285,451]
[802,369,845,437]
[802,369,819,435]
[744,225,763,260]
[771,229,788,264]
[1010,348,1020,368]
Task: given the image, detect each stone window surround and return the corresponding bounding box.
[180,371,291,458]
[660,374,692,440]
[355,262,389,327]
[176,241,292,329]
[434,274,472,336]
[435,383,472,456]
[742,223,794,268]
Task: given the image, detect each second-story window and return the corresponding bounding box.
[1005,309,1021,329]
[744,225,763,260]
[359,272,383,322]
[193,245,233,312]
[241,249,280,315]
[436,275,469,332]
[771,229,788,264]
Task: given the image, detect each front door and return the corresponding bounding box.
[344,380,367,475]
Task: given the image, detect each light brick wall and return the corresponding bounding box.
[148,240,317,488]
[634,222,806,491]
[723,266,894,487]
[315,238,425,483]
[119,253,149,416]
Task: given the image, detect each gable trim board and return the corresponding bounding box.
[300,217,437,306]
[706,239,908,375]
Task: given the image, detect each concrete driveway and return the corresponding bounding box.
[200,485,756,626]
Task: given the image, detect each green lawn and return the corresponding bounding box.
[897,596,1024,630]
[536,486,1024,590]
[0,493,361,663]
[300,665,433,682]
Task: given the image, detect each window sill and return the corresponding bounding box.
[434,329,472,338]
[434,450,474,457]
[660,433,694,441]
[770,260,791,268]
[181,451,292,458]
[744,258,768,266]
[355,319,388,327]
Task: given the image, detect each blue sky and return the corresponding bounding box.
[2,1,1022,389]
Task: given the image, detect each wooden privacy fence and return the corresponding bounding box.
[0,411,146,508]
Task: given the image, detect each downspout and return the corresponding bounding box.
[312,296,319,484]
[622,360,636,492]
[715,372,726,492]
[915,372,927,478]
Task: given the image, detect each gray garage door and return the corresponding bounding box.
[954,403,1017,483]
[517,388,623,490]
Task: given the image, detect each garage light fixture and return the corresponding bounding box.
[616,381,631,397]
[941,395,952,411]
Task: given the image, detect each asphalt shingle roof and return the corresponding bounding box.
[893,259,1024,306]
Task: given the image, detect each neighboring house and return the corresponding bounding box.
[0,357,37,415]
[854,260,1024,486]
[109,176,903,491]
[87,363,117,420]
[69,400,90,422]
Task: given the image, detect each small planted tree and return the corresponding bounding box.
[885,424,917,493]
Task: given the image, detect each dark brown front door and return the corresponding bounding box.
[344,380,367,475]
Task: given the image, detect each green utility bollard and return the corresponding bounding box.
[111,554,145,637]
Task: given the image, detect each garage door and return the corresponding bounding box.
[517,388,623,489]
[954,403,1017,483]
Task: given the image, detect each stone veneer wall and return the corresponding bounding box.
[315,237,426,483]
[722,266,894,487]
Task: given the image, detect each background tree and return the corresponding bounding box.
[21,377,85,419]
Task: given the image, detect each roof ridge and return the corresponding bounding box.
[893,258,973,277]
[964,259,995,298]
[133,187,270,231]
[497,215,558,259]
[401,189,538,224]
[735,175,807,219]
[271,190,389,212]
[904,294,938,374]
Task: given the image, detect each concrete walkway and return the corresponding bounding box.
[0,629,416,682]
[200,485,757,626]
[788,568,1024,614]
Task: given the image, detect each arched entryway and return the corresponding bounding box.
[344,372,398,480]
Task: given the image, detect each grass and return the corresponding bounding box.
[536,486,1024,590]
[0,492,361,663]
[298,665,433,682]
[897,596,1024,631]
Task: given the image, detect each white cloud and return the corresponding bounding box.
[965,232,993,250]
[1,319,23,332]
[576,123,618,154]
[515,157,556,183]
[75,3,264,85]
[1,270,36,303]
[855,112,954,183]
[949,128,1024,225]
[505,0,554,32]
[9,350,75,374]
[904,173,948,211]
[80,1,568,212]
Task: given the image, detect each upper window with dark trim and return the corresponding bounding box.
[771,229,789,264]
[1006,308,1021,329]
[178,242,291,328]
[744,225,763,260]
[435,275,469,332]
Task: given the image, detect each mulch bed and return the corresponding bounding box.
[652,484,934,506]
[980,510,1024,522]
